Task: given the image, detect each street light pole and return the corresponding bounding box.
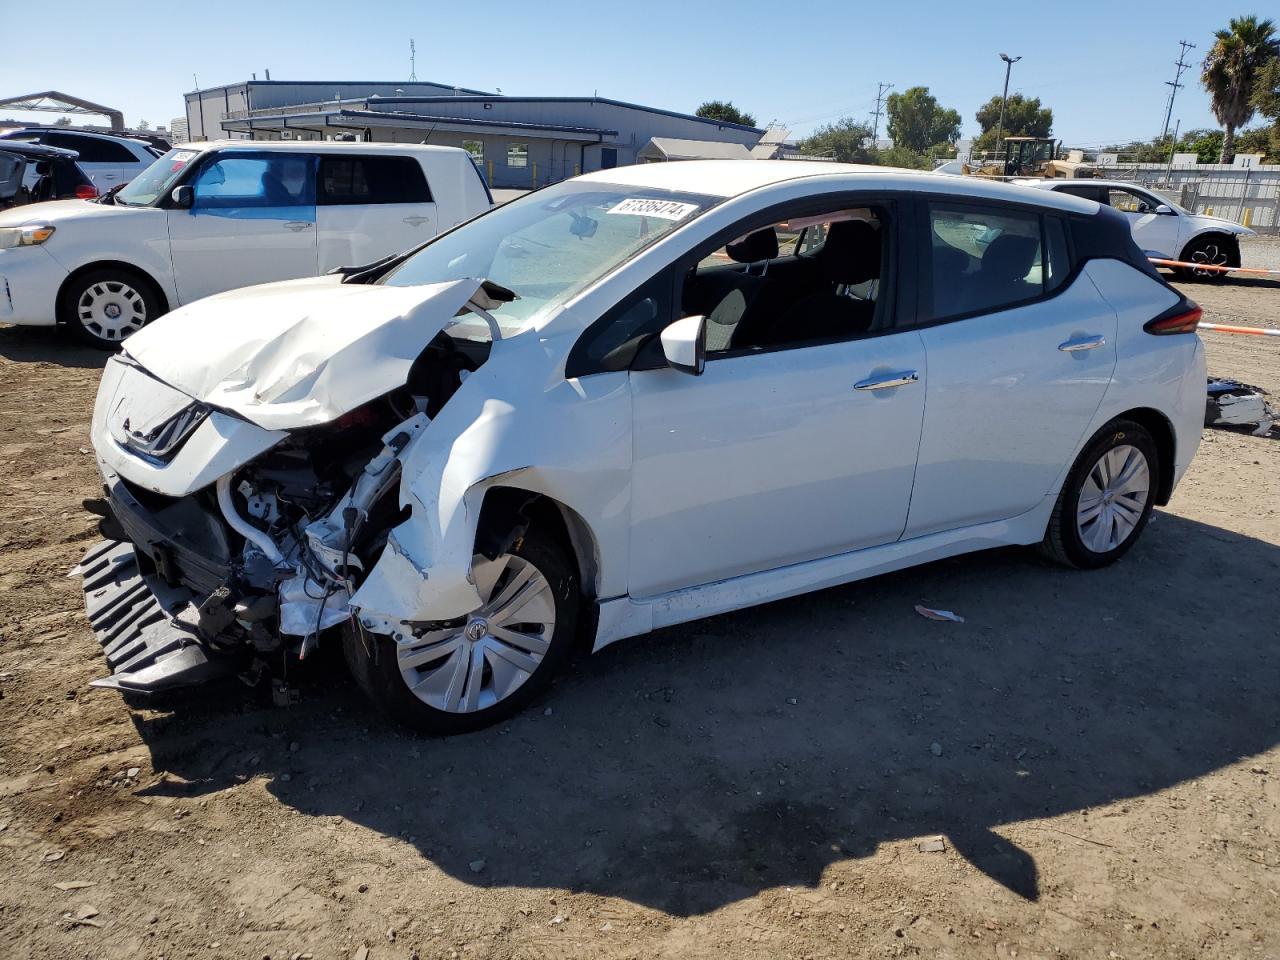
[996,53,1022,157]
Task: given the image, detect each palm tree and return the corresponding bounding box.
[1201,15,1279,163]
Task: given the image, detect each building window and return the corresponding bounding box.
[507,143,528,168]
[462,140,484,162]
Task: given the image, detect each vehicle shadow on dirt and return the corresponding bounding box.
[126,510,1280,917]
[0,323,109,369]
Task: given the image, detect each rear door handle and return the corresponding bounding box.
[1058,335,1106,352]
[402,215,431,227]
[283,221,313,232]
[854,370,919,391]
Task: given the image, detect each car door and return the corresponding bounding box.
[904,199,1118,539]
[316,153,437,270]
[1106,186,1182,258]
[626,199,927,598]
[166,150,318,304]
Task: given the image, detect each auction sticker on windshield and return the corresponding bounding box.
[608,198,700,220]
[168,150,198,173]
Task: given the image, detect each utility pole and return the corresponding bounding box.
[1164,118,1181,185]
[409,39,417,82]
[1160,40,1195,142]
[995,53,1022,156]
[870,82,892,144]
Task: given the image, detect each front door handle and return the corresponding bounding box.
[283,221,314,232]
[854,370,919,391]
[1058,334,1106,352]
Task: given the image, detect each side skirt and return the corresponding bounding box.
[591,495,1057,652]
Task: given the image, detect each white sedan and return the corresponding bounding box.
[77,160,1206,733]
[1023,178,1255,279]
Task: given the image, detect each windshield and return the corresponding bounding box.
[381,180,716,333]
[114,148,201,206]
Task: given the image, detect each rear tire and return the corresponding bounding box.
[59,267,164,349]
[343,527,579,735]
[1040,419,1159,570]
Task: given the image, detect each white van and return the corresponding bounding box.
[0,141,493,347]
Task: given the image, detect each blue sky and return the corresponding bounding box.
[0,0,1265,145]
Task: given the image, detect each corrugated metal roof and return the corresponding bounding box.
[637,138,755,161]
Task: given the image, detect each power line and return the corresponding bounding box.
[870,82,892,142]
[1160,40,1196,141]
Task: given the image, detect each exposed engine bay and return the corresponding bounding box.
[76,284,507,695]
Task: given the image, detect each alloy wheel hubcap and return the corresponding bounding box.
[78,280,146,340]
[1190,244,1227,277]
[396,553,555,714]
[1076,444,1150,553]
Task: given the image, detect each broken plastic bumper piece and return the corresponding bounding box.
[72,539,234,693]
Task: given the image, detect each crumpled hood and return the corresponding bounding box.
[122,275,488,431]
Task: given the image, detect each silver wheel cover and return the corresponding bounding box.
[78,279,147,341]
[396,553,556,713]
[1076,444,1150,553]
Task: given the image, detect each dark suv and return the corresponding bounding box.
[0,141,97,210]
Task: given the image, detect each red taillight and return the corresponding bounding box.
[75,184,98,200]
[1145,303,1202,335]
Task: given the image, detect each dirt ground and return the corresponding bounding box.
[1,252,1278,960]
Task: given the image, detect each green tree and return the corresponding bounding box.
[797,117,875,163]
[1178,128,1226,164]
[885,86,962,153]
[1201,15,1278,162]
[1250,58,1280,160]
[973,93,1053,152]
[694,100,756,128]
[871,145,932,169]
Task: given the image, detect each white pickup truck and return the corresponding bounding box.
[0,141,493,347]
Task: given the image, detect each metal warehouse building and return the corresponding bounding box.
[183,80,765,188]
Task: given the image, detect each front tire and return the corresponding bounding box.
[58,267,163,349]
[343,528,579,734]
[1176,235,1238,283]
[1040,419,1159,569]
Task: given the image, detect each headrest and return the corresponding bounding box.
[819,219,880,284]
[726,227,778,263]
[981,234,1039,284]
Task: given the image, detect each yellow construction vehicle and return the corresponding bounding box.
[963,137,1095,179]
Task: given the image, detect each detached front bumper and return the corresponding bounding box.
[72,539,234,693]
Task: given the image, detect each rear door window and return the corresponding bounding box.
[927,203,1069,321]
[44,133,137,164]
[319,155,432,205]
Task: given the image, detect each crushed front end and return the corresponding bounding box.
[76,317,490,695]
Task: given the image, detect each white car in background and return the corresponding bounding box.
[1023,178,1255,279]
[0,141,493,347]
[0,128,162,192]
[76,162,1206,733]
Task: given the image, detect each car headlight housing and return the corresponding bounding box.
[0,224,56,249]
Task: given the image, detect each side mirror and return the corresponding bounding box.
[170,185,193,209]
[660,315,707,376]
[1154,204,1174,216]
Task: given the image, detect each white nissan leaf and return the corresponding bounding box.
[77,161,1207,733]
